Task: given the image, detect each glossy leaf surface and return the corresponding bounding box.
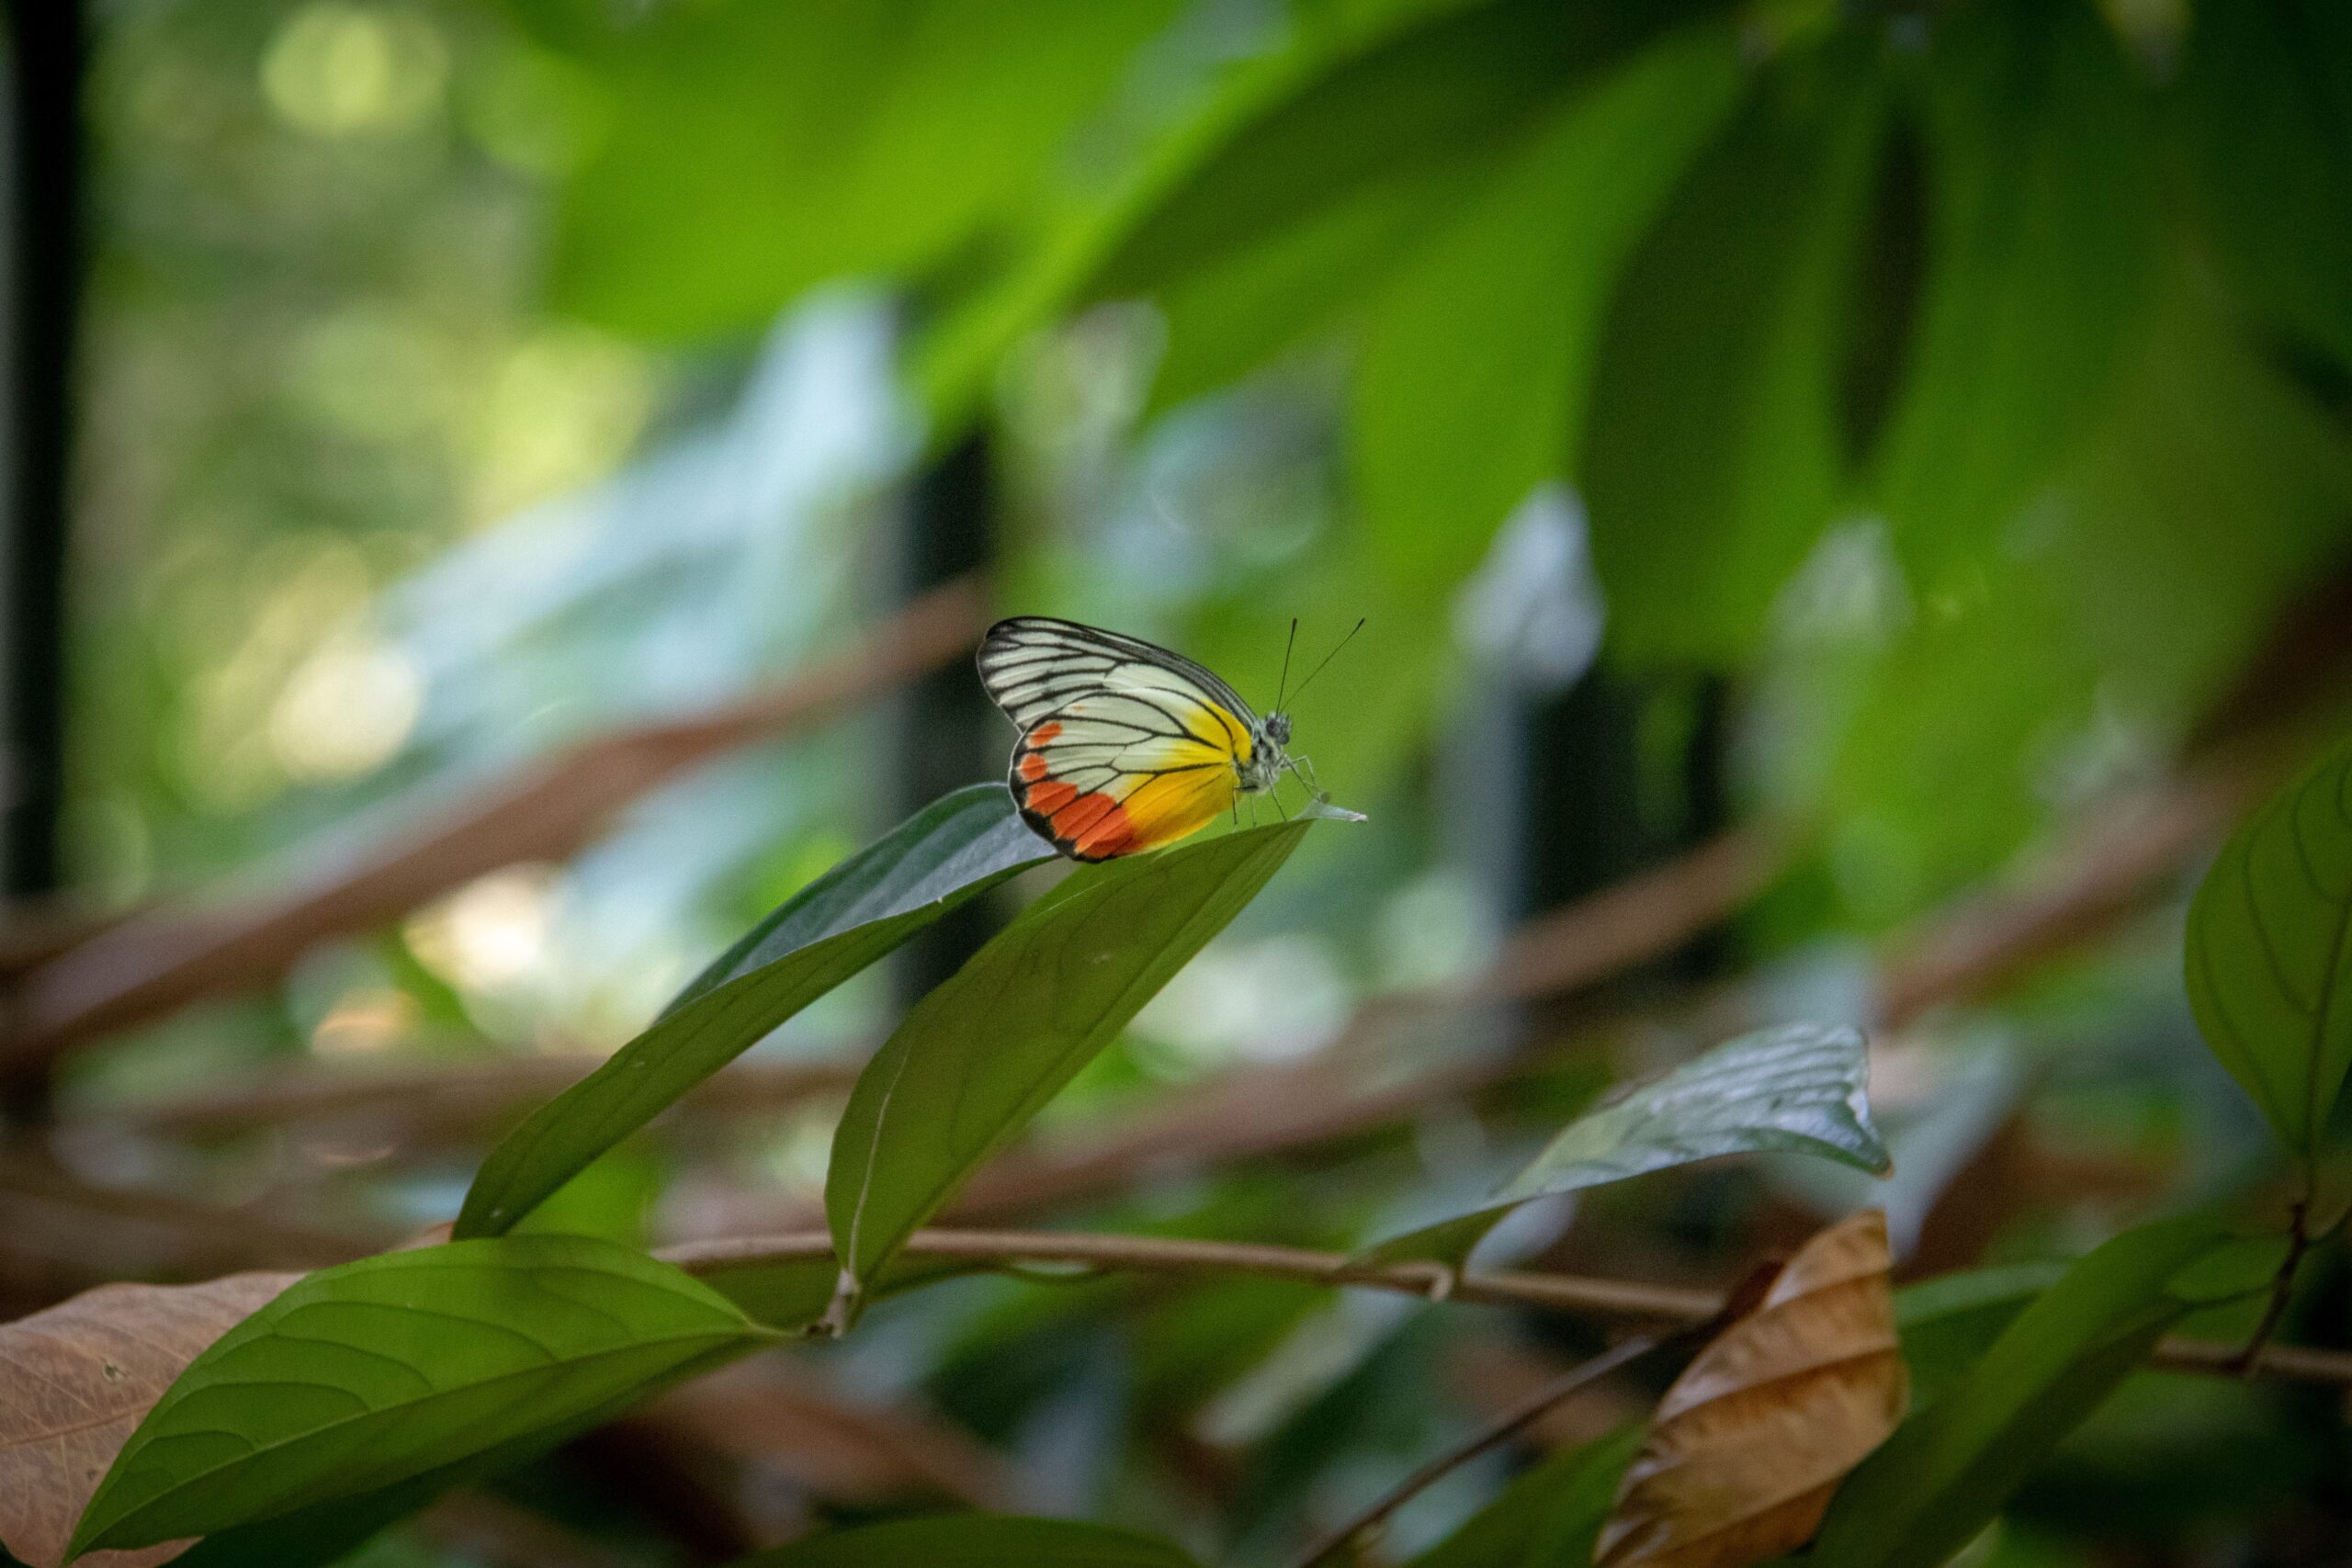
[827,821,1308,1314]
[458,785,1048,1237]
[69,1238,773,1555]
[1361,1024,1884,1269]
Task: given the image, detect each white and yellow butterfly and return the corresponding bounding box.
[977,616,1350,861]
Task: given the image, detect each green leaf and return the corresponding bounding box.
[1145,165,1455,415]
[1871,0,2159,591]
[1809,1213,2233,1568]
[1405,1425,1644,1568]
[1893,1262,2064,1411]
[2185,736,2352,1160]
[1822,268,2352,924]
[2173,0,2352,371]
[168,1400,674,1568]
[826,821,1309,1316]
[511,1144,663,1247]
[666,785,1050,1013]
[1352,24,1746,599]
[728,1514,1201,1567]
[1089,0,1692,301]
[458,786,1050,1238]
[1498,1023,1888,1199]
[920,0,1716,435]
[1362,1024,1887,1267]
[548,0,1177,340]
[1578,28,1888,663]
[490,0,600,51]
[68,1237,774,1555]
[167,1472,490,1568]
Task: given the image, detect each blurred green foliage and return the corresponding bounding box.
[52,0,2352,1563]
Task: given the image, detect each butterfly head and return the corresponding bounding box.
[1238,711,1292,795]
[1236,715,1288,796]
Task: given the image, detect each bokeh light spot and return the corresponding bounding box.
[270,634,423,781]
[261,3,448,139]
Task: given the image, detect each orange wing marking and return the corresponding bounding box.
[1068,800,1137,858]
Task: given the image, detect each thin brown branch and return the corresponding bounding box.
[0,580,989,1076]
[0,895,135,981]
[1484,827,1786,1002]
[935,1039,1505,1227]
[82,1054,859,1145]
[0,1148,376,1301]
[656,1227,2352,1388]
[1293,1334,1664,1568]
[2232,1196,2314,1377]
[662,1227,1724,1322]
[1877,742,2296,1029]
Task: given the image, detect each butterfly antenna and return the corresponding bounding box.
[1274,617,1299,711]
[1286,617,1364,708]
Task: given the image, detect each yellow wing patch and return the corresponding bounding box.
[1012,714,1244,861]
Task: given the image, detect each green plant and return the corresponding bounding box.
[17,729,2338,1565]
[19,0,2352,1563]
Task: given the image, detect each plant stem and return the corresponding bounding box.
[657,1227,2352,1386]
[1290,1333,1663,1568]
[2232,1195,2313,1376]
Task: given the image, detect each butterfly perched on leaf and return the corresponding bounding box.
[977,616,1361,861]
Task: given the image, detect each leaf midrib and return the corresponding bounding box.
[83,1321,752,1550]
[842,828,1295,1286]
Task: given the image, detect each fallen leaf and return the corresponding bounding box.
[0,1272,294,1568]
[1596,1210,1907,1568]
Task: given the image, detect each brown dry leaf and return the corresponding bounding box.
[1596,1209,1907,1568]
[0,1271,296,1568]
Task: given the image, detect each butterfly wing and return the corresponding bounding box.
[979,617,1257,861]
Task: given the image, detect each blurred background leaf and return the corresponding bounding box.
[14,0,2352,1562]
[1577,26,1888,664]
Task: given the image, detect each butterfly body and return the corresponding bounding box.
[978,616,1302,861]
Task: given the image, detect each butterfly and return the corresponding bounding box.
[976,615,1354,861]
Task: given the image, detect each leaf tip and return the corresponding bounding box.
[1301,794,1367,823]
